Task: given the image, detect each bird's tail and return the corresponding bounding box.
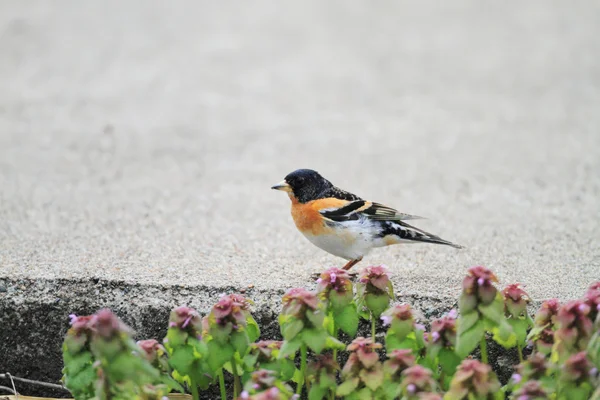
[380,221,464,249]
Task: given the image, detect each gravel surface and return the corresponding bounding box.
[1,0,599,304]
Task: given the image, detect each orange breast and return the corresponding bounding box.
[290,197,348,235]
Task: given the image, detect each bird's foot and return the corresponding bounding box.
[342,257,363,271]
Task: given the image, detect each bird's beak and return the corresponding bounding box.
[271,180,292,192]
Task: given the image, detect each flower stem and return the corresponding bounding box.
[333,326,339,362]
[480,335,488,364]
[190,377,200,400]
[517,343,524,363]
[231,356,241,398]
[371,312,376,341]
[218,369,226,400]
[296,343,308,395]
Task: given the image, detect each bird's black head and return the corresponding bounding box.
[271,169,333,203]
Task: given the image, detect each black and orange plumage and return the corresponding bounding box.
[272,169,462,270]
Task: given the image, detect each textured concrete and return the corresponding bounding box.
[1,0,600,393]
[2,0,599,300]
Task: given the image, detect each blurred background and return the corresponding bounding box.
[1,1,599,299]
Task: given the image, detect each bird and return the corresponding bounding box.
[271,169,463,270]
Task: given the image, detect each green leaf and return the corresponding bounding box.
[279,337,302,358]
[330,290,353,310]
[231,330,250,356]
[280,359,296,381]
[356,387,373,400]
[458,311,479,334]
[259,361,280,374]
[561,384,592,400]
[336,377,360,397]
[65,352,93,374]
[387,281,395,298]
[359,368,384,391]
[438,348,462,376]
[302,328,328,354]
[65,365,96,394]
[161,375,186,393]
[169,347,195,375]
[414,328,426,350]
[90,338,121,360]
[306,308,325,328]
[206,340,234,372]
[458,292,477,313]
[246,316,260,342]
[325,335,346,351]
[492,320,516,349]
[282,319,305,340]
[365,293,390,318]
[384,382,401,400]
[292,367,304,384]
[390,319,413,342]
[309,384,327,400]
[508,318,531,346]
[526,324,547,342]
[456,320,485,357]
[386,331,405,352]
[478,299,504,325]
[243,353,259,369]
[334,304,359,337]
[386,331,418,352]
[190,337,208,357]
[194,362,214,389]
[319,370,336,389]
[324,312,335,335]
[211,323,233,345]
[165,328,188,348]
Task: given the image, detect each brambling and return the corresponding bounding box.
[272,169,463,270]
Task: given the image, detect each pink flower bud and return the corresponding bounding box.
[578,303,590,314]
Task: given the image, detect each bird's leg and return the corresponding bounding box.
[342,257,363,271]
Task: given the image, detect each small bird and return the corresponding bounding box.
[272,169,463,270]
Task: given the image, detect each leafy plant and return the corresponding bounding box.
[201,293,260,398]
[277,287,344,396]
[337,337,385,399]
[356,265,394,339]
[59,268,600,400]
[445,359,502,400]
[456,266,515,362]
[423,310,461,389]
[163,306,212,399]
[62,310,176,400]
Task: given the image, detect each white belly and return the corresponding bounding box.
[301,219,376,260]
